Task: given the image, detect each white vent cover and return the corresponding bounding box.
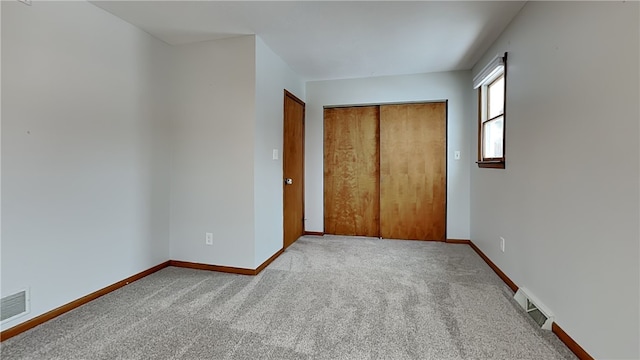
[514,287,554,330]
[1,289,30,323]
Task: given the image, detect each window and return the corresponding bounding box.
[474,53,507,169]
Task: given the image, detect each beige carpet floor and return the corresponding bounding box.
[1,235,577,359]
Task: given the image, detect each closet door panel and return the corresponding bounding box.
[380,103,446,240]
[324,106,380,236]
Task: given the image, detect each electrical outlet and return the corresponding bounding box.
[205,232,213,245]
[500,237,505,252]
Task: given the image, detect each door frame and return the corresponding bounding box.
[322,100,448,240]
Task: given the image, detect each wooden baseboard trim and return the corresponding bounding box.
[467,240,593,360]
[255,249,284,275]
[169,260,255,275]
[170,249,284,276]
[552,323,594,360]
[304,231,324,236]
[0,249,289,342]
[445,239,471,244]
[467,240,518,292]
[0,260,170,342]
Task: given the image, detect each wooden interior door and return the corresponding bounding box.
[379,102,446,240]
[324,106,380,236]
[283,90,305,249]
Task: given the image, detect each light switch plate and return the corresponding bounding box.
[272,149,279,160]
[454,151,461,160]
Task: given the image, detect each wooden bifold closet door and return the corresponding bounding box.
[324,106,380,237]
[379,103,446,241]
[324,102,446,241]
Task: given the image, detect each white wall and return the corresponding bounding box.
[254,37,305,267]
[470,2,639,359]
[169,35,307,269]
[1,1,172,331]
[0,1,3,327]
[305,72,473,239]
[169,36,257,269]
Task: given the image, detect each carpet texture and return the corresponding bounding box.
[1,236,577,360]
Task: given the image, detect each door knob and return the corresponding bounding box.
[284,178,293,185]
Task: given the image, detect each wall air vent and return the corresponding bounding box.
[1,289,30,323]
[514,287,554,330]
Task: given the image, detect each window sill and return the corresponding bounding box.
[477,160,505,169]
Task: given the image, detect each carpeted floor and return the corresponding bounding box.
[1,236,577,360]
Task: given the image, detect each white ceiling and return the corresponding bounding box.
[92,1,526,81]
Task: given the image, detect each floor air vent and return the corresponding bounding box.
[514,287,554,330]
[1,289,29,323]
